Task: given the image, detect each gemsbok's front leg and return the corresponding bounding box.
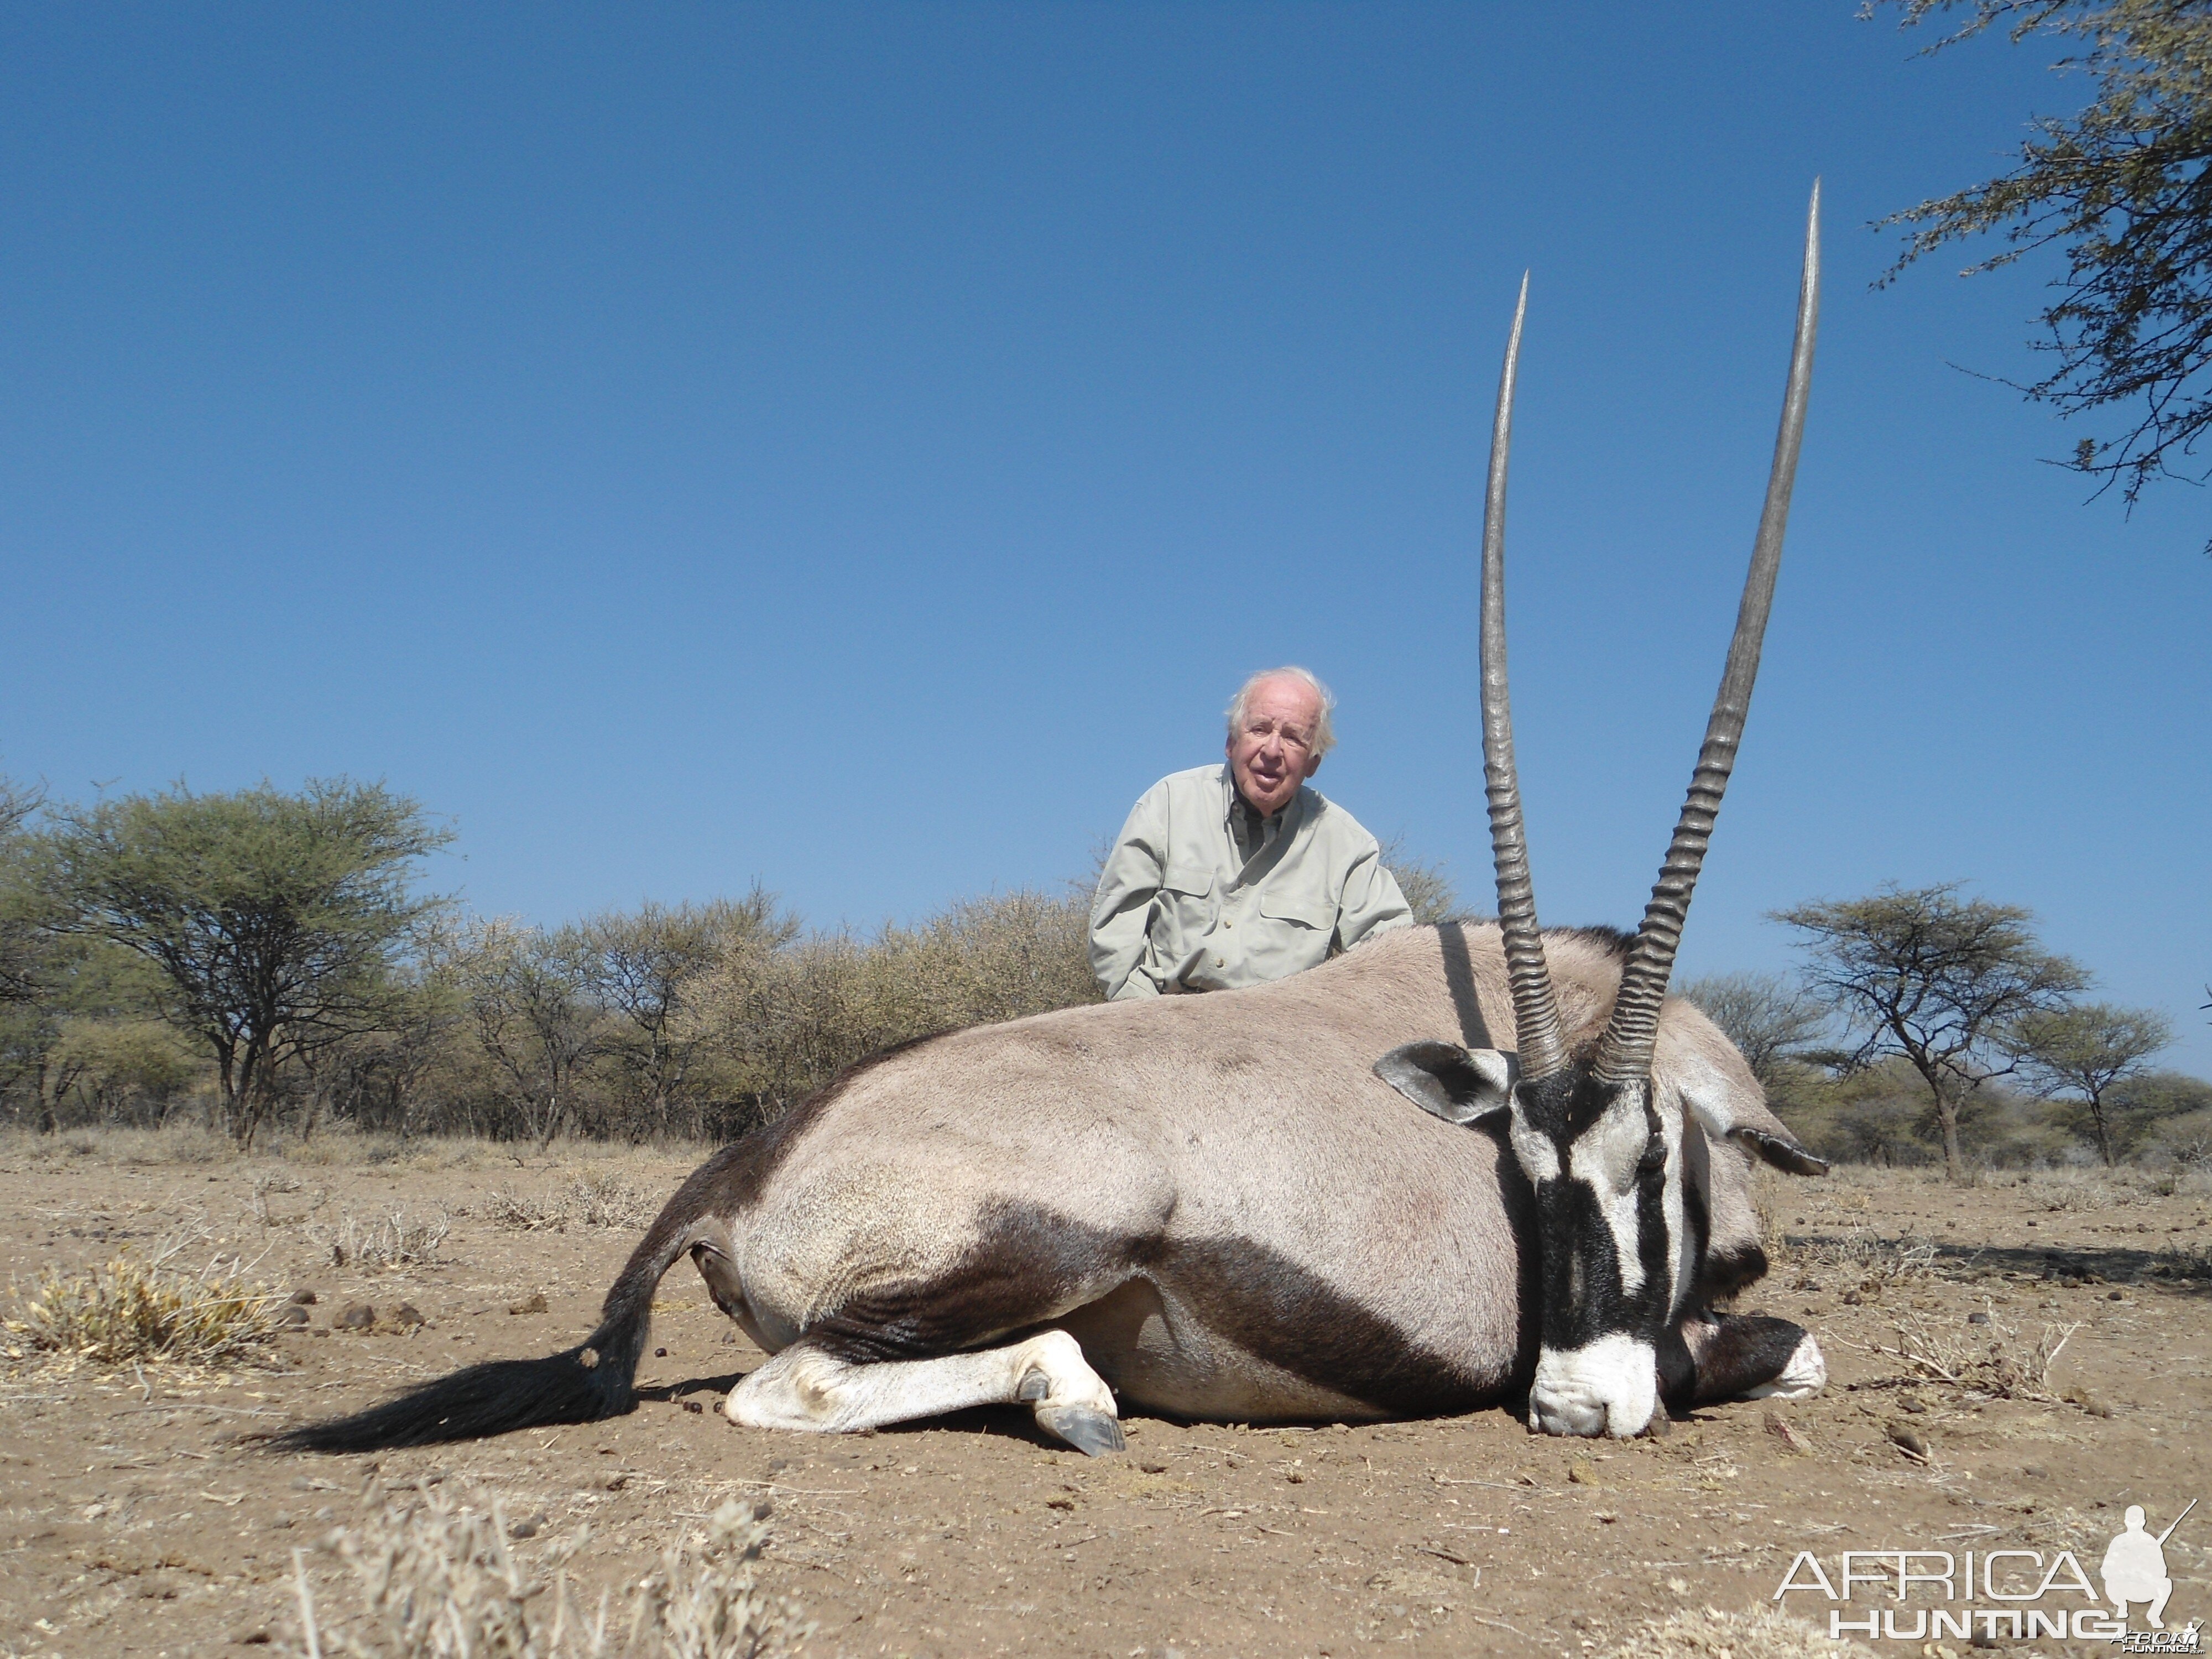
[726,1328,1126,1455]
[1659,1311,1827,1410]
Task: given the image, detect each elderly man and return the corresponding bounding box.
[1090,667,1411,1000]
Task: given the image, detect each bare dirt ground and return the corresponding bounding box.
[2,1130,2208,1658]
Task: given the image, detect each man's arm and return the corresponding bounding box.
[1089,786,1170,999]
[1334,837,1412,952]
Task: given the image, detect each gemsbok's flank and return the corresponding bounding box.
[280,187,1830,1455]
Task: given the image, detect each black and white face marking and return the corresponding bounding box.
[1507,1066,1682,1437]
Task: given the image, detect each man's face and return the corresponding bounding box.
[1227,676,1324,816]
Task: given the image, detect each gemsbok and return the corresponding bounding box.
[281,187,1829,1455]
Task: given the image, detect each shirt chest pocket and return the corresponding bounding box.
[1258,887,1337,933]
[1156,866,1218,937]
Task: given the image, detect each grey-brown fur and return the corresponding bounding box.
[279,918,1820,1453]
[698,920,1806,1412]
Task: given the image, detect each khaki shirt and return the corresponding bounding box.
[1090,765,1411,999]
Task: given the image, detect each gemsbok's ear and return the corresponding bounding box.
[1673,1058,1829,1176]
[1729,1126,1829,1177]
[1373,1041,1517,1126]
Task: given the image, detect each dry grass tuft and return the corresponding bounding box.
[482,1170,656,1233]
[1867,1308,2080,1401]
[293,1480,810,1658]
[2152,1240,2212,1283]
[3,1240,290,1367]
[1600,1603,1861,1658]
[0,1123,231,1167]
[1790,1230,1944,1305]
[311,1208,452,1269]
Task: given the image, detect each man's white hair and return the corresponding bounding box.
[1224,666,1337,759]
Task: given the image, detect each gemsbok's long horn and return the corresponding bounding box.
[1479,273,1569,1084]
[1593,182,1822,1088]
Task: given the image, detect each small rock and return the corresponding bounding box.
[231,1626,272,1645]
[655,1347,668,1358]
[2109,1290,2126,1301]
[278,1303,311,1326]
[392,1303,425,1329]
[1897,1395,1928,1414]
[1763,1410,1813,1454]
[604,1474,630,1491]
[682,1400,703,1414]
[2064,1386,2114,1418]
[1967,1311,1991,1325]
[336,1303,376,1330]
[508,1293,547,1316]
[1567,1459,1603,1486]
[1885,1423,1930,1461]
[288,1289,317,1306]
[508,1512,547,1539]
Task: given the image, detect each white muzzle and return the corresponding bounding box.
[1528,1334,1658,1437]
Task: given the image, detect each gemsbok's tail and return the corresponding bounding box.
[272,1146,747,1453]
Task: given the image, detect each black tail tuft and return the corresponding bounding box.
[269,1131,776,1453]
[271,1346,630,1453]
[272,1306,653,1452]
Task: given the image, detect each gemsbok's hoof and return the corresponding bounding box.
[1745,1334,1827,1401]
[1034,1405,1126,1456]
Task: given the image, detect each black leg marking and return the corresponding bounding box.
[800,1192,1536,1421]
[1660,1312,1811,1407]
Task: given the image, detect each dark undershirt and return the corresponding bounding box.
[1229,793,1284,869]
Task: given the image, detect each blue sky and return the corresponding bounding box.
[3,4,2207,1075]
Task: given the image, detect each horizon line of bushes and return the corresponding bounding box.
[1,774,2203,1174]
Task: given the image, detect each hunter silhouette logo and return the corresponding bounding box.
[1772,1496,2199,1646]
[2104,1500,2192,1631]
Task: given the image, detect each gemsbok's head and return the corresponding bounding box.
[1480,189,1822,1437]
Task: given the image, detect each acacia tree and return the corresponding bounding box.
[453,917,604,1147]
[2008,1000,2174,1162]
[0,776,50,1008]
[1774,883,2086,1180]
[1876,0,2212,526]
[577,889,796,1139]
[45,780,450,1146]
